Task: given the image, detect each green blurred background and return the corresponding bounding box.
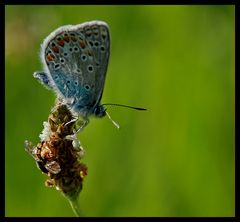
[5,5,235,217]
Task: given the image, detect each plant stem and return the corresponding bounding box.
[68,197,81,217]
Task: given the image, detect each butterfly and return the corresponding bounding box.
[34,20,146,132]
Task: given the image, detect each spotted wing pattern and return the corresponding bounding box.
[41,21,110,117]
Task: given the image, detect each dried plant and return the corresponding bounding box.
[25,101,87,216]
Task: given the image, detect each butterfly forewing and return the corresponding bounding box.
[41,21,110,116]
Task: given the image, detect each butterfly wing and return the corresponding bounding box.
[41,21,110,117]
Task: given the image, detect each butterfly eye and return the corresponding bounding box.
[60,58,65,63]
[94,105,106,118]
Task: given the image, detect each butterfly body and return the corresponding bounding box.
[34,21,110,119]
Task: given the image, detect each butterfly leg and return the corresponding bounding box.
[33,71,54,90]
[64,116,79,127]
[65,118,88,157]
[64,116,89,132]
[75,118,89,133]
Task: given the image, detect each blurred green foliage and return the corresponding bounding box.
[5,5,235,217]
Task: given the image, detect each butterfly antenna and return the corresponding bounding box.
[103,103,147,111]
[105,111,120,129]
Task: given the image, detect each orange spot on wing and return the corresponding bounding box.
[52,46,59,53]
[63,35,70,42]
[79,40,85,49]
[58,39,65,47]
[46,53,55,61]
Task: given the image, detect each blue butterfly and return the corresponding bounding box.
[34,21,146,131]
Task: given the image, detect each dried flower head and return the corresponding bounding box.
[25,102,87,215]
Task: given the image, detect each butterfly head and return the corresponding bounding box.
[93,105,106,118]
